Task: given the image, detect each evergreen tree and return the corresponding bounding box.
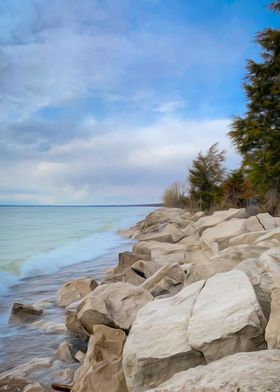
[188,143,225,211]
[221,169,253,208]
[229,1,280,214]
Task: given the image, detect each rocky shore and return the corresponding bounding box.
[2,207,280,392]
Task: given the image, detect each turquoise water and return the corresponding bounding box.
[0,206,153,295]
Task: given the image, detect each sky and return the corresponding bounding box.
[0,0,278,205]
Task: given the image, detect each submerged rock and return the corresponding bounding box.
[9,303,43,324]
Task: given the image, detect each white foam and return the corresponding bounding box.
[0,207,154,294]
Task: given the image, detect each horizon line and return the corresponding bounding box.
[0,203,163,207]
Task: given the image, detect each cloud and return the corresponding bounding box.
[0,0,257,204]
[0,115,239,204]
[153,100,186,114]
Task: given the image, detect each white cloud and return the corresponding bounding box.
[0,115,239,204]
[153,100,186,114]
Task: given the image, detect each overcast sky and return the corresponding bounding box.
[0,0,278,205]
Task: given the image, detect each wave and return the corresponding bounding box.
[0,207,153,296]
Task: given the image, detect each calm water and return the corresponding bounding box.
[0,206,154,378]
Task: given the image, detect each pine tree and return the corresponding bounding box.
[221,169,253,208]
[188,143,225,211]
[229,1,280,214]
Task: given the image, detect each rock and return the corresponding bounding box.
[188,270,266,363]
[200,217,263,252]
[131,260,157,279]
[255,212,277,230]
[9,303,43,324]
[122,281,206,391]
[180,211,192,220]
[57,278,98,307]
[74,351,85,363]
[72,325,127,392]
[136,232,174,243]
[186,244,268,285]
[210,244,268,264]
[190,211,205,222]
[77,282,153,333]
[228,230,264,246]
[104,268,145,286]
[235,248,280,318]
[141,263,185,297]
[0,375,30,392]
[180,222,198,236]
[153,252,187,266]
[133,241,186,259]
[116,251,150,273]
[255,227,280,244]
[57,342,72,362]
[195,208,247,234]
[160,223,185,242]
[145,350,280,392]
[265,275,280,349]
[65,300,89,336]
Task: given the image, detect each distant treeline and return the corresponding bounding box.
[163,0,280,216]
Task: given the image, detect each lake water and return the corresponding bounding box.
[0,205,154,378]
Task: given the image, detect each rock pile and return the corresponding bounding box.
[3,207,280,391]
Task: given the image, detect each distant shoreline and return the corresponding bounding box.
[0,204,163,208]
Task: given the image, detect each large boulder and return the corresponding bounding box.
[130,260,157,279]
[188,270,267,363]
[185,244,268,285]
[146,350,280,392]
[194,208,247,234]
[9,303,43,324]
[65,300,89,336]
[265,275,280,349]
[77,282,153,333]
[255,227,280,245]
[104,268,145,286]
[141,263,185,297]
[228,230,264,246]
[72,325,127,392]
[235,248,280,318]
[116,251,150,273]
[57,278,98,307]
[200,217,264,252]
[135,232,173,243]
[133,241,186,259]
[122,281,206,391]
[255,213,278,230]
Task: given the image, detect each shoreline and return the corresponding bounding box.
[1,206,280,391]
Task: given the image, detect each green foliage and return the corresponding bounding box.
[162,181,187,208]
[229,3,280,214]
[221,169,254,208]
[188,143,225,211]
